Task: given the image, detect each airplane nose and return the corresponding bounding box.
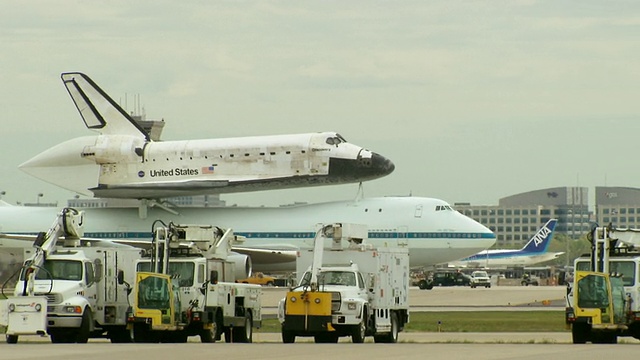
[328,152,395,181]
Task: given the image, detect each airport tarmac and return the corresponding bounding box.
[261,285,569,314]
[2,285,639,359]
[1,341,639,360]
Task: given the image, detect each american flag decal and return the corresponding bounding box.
[202,166,215,174]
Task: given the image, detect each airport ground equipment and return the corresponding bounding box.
[565,225,640,343]
[127,222,262,343]
[0,208,143,344]
[278,223,410,343]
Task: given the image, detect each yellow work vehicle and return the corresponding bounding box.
[127,223,261,343]
[565,225,640,343]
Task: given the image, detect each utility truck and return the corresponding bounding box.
[126,222,262,343]
[0,208,143,344]
[278,223,410,343]
[566,225,640,343]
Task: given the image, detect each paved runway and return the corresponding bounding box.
[3,286,639,360]
[1,342,639,360]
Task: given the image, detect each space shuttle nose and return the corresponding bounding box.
[327,151,395,182]
[370,153,395,176]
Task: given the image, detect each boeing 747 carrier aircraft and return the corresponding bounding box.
[19,72,394,200]
[0,197,495,272]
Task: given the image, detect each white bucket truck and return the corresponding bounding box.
[278,223,410,343]
[1,208,144,343]
[127,222,262,343]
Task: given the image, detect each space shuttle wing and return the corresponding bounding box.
[90,179,230,198]
[231,246,298,265]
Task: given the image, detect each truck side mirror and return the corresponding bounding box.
[210,270,219,284]
[117,270,125,285]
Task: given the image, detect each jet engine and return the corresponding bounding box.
[228,252,252,280]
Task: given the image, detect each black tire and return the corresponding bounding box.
[76,309,91,343]
[281,328,295,343]
[351,315,367,343]
[200,322,217,343]
[6,335,18,344]
[374,312,398,343]
[572,323,590,344]
[50,330,74,343]
[418,280,428,290]
[109,327,132,343]
[233,312,253,343]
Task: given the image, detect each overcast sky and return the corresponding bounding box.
[1,1,639,207]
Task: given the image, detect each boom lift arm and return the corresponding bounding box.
[21,207,84,296]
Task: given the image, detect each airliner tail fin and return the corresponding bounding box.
[521,219,558,253]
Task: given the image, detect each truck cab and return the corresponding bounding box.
[278,223,409,344]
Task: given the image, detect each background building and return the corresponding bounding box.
[595,187,640,229]
[455,187,591,247]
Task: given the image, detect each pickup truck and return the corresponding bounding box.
[237,272,276,286]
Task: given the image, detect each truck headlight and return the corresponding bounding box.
[8,303,15,312]
[35,303,42,312]
[64,306,82,313]
[314,298,321,304]
[290,296,297,302]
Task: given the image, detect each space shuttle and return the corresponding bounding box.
[19,72,395,199]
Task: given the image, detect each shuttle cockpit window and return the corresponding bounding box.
[326,134,347,146]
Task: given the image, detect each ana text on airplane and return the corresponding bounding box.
[19,72,395,199]
[532,226,552,247]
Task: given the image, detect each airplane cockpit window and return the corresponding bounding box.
[435,205,454,211]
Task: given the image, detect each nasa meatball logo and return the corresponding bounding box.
[138,170,145,178]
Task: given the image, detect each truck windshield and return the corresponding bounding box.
[299,271,357,286]
[577,274,610,309]
[319,271,356,286]
[21,260,83,281]
[138,275,171,310]
[137,262,195,287]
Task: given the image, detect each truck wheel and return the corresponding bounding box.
[418,280,428,290]
[352,320,367,343]
[375,312,398,343]
[352,310,367,343]
[572,323,590,344]
[76,309,92,343]
[200,322,217,343]
[109,327,132,343]
[6,335,18,344]
[281,329,295,343]
[233,313,253,343]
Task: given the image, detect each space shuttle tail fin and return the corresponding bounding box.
[61,72,150,140]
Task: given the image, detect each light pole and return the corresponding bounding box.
[37,193,43,205]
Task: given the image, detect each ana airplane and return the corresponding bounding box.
[0,197,496,273]
[447,219,560,268]
[19,72,394,200]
